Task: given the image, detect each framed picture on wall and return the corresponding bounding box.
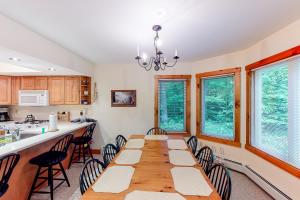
[111,90,136,107]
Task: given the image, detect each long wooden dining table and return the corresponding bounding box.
[81,134,221,200]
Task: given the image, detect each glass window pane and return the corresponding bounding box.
[159,80,186,132]
[202,75,234,139]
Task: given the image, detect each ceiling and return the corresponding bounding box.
[0,0,299,64]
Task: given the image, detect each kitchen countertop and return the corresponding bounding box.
[0,122,92,157]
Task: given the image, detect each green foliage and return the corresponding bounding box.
[159,81,185,131]
[202,76,234,139]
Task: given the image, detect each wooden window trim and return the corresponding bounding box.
[154,75,191,135]
[196,67,241,147]
[246,46,300,178]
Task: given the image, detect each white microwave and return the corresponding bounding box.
[19,90,49,106]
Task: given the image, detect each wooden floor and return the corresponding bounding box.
[81,135,220,200]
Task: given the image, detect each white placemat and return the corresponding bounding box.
[92,166,135,193]
[125,139,145,149]
[168,150,196,166]
[114,150,142,165]
[171,167,213,196]
[144,135,168,140]
[167,139,188,150]
[125,190,186,200]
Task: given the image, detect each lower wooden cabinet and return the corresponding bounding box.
[64,77,80,104]
[48,77,65,105]
[0,76,12,105]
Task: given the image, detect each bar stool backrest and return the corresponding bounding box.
[103,144,118,167]
[146,127,167,135]
[0,153,20,196]
[83,123,96,139]
[79,158,105,194]
[196,146,214,174]
[50,134,73,153]
[115,135,127,152]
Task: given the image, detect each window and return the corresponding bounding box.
[196,68,241,147]
[246,46,300,177]
[155,75,191,134]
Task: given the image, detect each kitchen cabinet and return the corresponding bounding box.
[48,77,65,105]
[64,77,80,104]
[35,77,48,90]
[11,76,21,105]
[0,76,12,105]
[21,76,47,90]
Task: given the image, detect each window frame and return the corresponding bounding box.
[245,45,300,177]
[196,67,241,147]
[154,75,191,135]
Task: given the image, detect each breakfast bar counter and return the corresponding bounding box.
[0,122,92,200]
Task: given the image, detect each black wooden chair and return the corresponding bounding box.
[0,153,20,197]
[196,146,214,174]
[115,135,127,152]
[146,127,167,135]
[79,158,105,194]
[68,123,96,168]
[187,136,198,155]
[103,144,118,167]
[207,164,232,200]
[27,134,73,200]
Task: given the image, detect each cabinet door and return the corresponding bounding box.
[21,76,35,90]
[11,77,21,105]
[64,77,80,104]
[48,77,65,105]
[0,76,12,105]
[35,77,48,90]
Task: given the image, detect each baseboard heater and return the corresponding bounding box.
[220,157,292,200]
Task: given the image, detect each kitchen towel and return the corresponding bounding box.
[168,150,196,166]
[144,135,168,140]
[92,166,135,193]
[171,167,213,196]
[125,139,145,149]
[167,139,188,150]
[125,190,186,200]
[114,150,142,165]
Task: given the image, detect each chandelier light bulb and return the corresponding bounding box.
[142,53,147,61]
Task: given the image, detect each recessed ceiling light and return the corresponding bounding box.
[8,57,21,62]
[48,67,56,71]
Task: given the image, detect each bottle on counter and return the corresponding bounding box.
[48,113,58,132]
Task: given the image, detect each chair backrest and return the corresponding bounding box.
[207,164,232,200]
[146,127,167,135]
[82,122,96,141]
[0,153,20,196]
[115,135,127,152]
[187,136,198,155]
[79,158,105,194]
[103,144,118,167]
[50,134,73,153]
[196,146,214,174]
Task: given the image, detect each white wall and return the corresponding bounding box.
[91,18,300,199]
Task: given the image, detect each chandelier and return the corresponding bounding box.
[135,25,180,71]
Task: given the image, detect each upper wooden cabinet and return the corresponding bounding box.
[11,77,21,105]
[0,76,12,105]
[21,76,48,90]
[64,77,80,104]
[48,77,65,105]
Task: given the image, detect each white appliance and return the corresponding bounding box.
[19,90,49,106]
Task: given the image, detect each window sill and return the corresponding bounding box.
[197,134,241,147]
[245,144,300,178]
[167,132,190,137]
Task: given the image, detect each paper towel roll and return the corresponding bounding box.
[48,113,58,132]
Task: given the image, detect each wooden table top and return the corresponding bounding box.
[81,135,221,200]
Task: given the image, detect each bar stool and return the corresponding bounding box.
[27,134,73,200]
[68,123,96,168]
[0,153,20,197]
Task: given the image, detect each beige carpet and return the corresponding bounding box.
[31,156,273,200]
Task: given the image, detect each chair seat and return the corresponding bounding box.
[0,183,8,197]
[29,151,67,167]
[71,137,91,145]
